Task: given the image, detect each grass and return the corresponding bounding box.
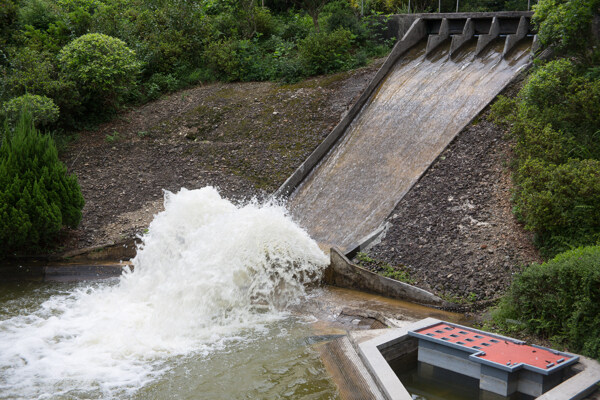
[441,291,479,305]
[105,130,120,143]
[355,251,414,284]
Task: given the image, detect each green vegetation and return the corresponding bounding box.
[355,251,414,283]
[2,94,59,127]
[533,0,600,56]
[58,33,141,111]
[492,246,600,359]
[491,0,600,258]
[489,0,600,357]
[0,0,401,130]
[0,113,84,258]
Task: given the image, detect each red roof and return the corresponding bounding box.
[415,323,571,370]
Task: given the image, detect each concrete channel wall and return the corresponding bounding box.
[275,16,430,197]
[276,11,535,201]
[324,248,445,306]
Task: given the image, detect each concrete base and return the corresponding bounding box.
[354,318,600,400]
[323,248,444,306]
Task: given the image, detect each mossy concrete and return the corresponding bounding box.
[324,248,445,307]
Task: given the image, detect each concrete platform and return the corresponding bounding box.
[322,318,600,400]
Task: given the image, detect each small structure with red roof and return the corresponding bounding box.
[408,321,578,397]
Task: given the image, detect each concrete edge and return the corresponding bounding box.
[274,18,428,198]
[341,55,534,268]
[355,318,441,400]
[537,357,600,400]
[52,239,139,262]
[503,15,530,58]
[475,16,501,56]
[345,224,388,259]
[450,17,475,56]
[324,247,444,306]
[355,318,600,400]
[425,18,449,55]
[392,11,533,19]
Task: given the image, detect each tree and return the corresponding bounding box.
[58,33,141,109]
[533,0,600,56]
[293,0,331,32]
[0,113,84,257]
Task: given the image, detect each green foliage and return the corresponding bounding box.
[2,94,60,127]
[298,28,355,75]
[514,158,600,255]
[0,0,19,48]
[2,0,397,126]
[355,252,414,283]
[58,33,141,109]
[493,246,600,359]
[145,73,180,100]
[2,47,80,126]
[0,113,84,257]
[491,58,600,257]
[17,0,60,30]
[105,130,119,142]
[533,0,600,55]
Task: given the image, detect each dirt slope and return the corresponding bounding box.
[61,62,382,249]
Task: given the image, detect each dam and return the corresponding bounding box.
[284,13,534,253]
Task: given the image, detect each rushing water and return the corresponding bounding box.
[0,187,337,399]
[290,39,533,252]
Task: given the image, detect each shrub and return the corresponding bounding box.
[17,0,60,30]
[280,13,312,41]
[533,0,600,55]
[0,113,84,257]
[145,73,180,100]
[204,38,243,82]
[3,47,81,126]
[492,246,600,359]
[58,33,141,109]
[514,158,600,256]
[2,94,59,127]
[491,58,600,257]
[298,28,355,75]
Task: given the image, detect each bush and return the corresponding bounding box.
[298,28,355,75]
[491,58,600,257]
[145,73,180,100]
[58,33,141,109]
[514,158,600,256]
[3,47,81,126]
[533,0,600,55]
[17,0,60,30]
[493,246,600,359]
[2,94,59,127]
[203,38,243,82]
[0,113,84,257]
[280,13,312,41]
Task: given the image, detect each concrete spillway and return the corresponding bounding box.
[288,30,532,253]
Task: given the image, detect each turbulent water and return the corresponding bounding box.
[290,39,532,252]
[0,187,330,399]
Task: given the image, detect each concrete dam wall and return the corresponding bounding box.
[281,13,535,254]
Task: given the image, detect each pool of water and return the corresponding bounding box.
[399,362,535,400]
[0,187,468,400]
[0,280,341,400]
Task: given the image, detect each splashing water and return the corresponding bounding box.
[0,187,328,399]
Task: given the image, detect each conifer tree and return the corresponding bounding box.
[0,113,84,257]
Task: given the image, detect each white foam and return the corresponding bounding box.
[0,187,328,399]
